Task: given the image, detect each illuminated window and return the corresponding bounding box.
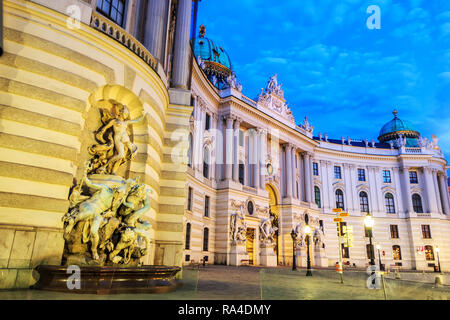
[97,0,126,27]
[392,245,402,260]
[424,245,434,261]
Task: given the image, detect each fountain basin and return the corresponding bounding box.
[32,265,182,294]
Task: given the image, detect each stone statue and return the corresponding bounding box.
[230,206,247,244]
[259,216,278,246]
[313,228,324,249]
[293,222,304,247]
[88,100,146,175]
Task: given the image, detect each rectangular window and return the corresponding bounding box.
[390,225,399,239]
[97,0,126,27]
[358,169,366,181]
[204,196,210,217]
[341,243,350,259]
[409,171,418,184]
[313,162,319,176]
[382,170,391,183]
[421,225,431,239]
[205,113,211,131]
[334,166,342,179]
[187,187,193,211]
[319,220,324,234]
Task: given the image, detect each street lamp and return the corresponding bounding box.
[376,244,383,271]
[290,229,297,271]
[304,225,312,276]
[436,247,441,273]
[364,213,375,266]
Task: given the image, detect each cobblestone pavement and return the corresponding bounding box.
[0,265,449,300]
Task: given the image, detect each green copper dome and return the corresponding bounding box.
[193,26,232,71]
[378,110,420,146]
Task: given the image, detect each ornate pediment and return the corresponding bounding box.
[256,74,295,124]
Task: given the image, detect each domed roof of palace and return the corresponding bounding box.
[378,109,420,143]
[193,25,233,72]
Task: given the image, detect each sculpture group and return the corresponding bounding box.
[62,100,150,266]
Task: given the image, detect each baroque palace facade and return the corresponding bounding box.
[0,0,449,289]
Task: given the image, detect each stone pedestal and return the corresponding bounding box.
[259,245,277,267]
[314,247,328,267]
[296,247,307,267]
[229,243,248,266]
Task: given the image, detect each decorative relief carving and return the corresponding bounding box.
[256,74,295,124]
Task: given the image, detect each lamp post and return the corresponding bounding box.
[376,244,383,271]
[291,229,297,271]
[304,225,312,276]
[436,247,441,273]
[364,213,375,266]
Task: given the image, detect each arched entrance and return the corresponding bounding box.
[266,184,280,265]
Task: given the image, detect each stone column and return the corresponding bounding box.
[225,116,234,181]
[233,118,241,183]
[259,130,267,190]
[320,160,329,209]
[191,97,200,171]
[253,130,260,188]
[392,167,404,213]
[303,152,312,203]
[438,173,450,215]
[171,0,192,89]
[143,0,169,62]
[285,145,293,197]
[423,167,438,213]
[291,148,297,198]
[432,169,443,214]
[211,114,218,182]
[198,105,206,173]
[401,166,413,214]
[215,116,224,181]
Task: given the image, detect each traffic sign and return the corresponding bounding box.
[333,217,343,223]
[339,212,349,217]
[332,208,343,213]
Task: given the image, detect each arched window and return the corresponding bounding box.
[185,223,191,250]
[412,194,423,213]
[385,193,395,213]
[203,227,209,252]
[335,189,344,210]
[392,245,402,260]
[187,133,193,168]
[314,186,321,208]
[203,146,210,179]
[424,245,434,261]
[359,191,369,213]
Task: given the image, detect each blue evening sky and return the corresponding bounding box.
[197,0,450,172]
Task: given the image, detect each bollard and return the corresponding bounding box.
[434,275,443,286]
